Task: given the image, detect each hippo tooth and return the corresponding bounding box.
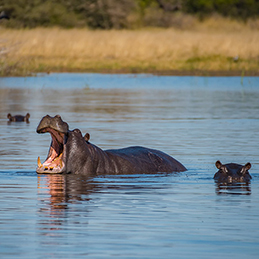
[54,152,62,162]
[37,156,43,168]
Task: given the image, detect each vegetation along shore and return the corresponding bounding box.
[0,0,259,76]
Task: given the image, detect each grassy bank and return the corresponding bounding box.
[1,18,259,76]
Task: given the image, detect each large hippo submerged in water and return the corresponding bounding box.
[7,113,30,123]
[214,160,252,183]
[36,115,187,175]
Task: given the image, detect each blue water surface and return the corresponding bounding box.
[0,73,259,259]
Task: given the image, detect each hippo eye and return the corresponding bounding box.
[240,167,246,175]
[222,167,228,174]
[73,128,81,134]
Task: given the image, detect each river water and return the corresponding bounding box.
[0,73,259,258]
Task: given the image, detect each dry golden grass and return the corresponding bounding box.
[1,17,259,75]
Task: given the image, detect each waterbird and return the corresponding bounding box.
[233,55,239,62]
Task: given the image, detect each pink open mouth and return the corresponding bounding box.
[36,128,65,174]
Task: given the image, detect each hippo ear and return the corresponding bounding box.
[215,160,222,169]
[84,133,90,142]
[7,113,12,119]
[215,160,228,174]
[240,163,251,175]
[245,162,251,170]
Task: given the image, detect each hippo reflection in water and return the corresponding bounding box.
[36,115,187,175]
[7,113,30,123]
[214,160,252,183]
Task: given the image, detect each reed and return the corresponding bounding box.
[1,18,259,76]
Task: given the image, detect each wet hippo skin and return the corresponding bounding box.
[7,113,30,123]
[214,160,252,183]
[36,115,187,175]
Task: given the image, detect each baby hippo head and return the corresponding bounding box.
[214,160,252,183]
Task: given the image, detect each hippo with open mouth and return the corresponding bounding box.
[36,115,187,175]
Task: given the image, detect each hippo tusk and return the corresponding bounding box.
[37,157,43,168]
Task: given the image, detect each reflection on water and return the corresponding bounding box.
[0,73,259,258]
[36,173,172,220]
[38,174,68,213]
[37,174,97,213]
[215,182,251,195]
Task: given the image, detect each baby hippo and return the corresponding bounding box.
[214,160,252,183]
[7,113,30,123]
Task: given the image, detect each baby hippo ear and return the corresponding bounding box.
[215,160,222,169]
[84,133,90,142]
[25,113,30,122]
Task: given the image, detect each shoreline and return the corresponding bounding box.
[27,69,259,77]
[1,69,259,77]
[86,69,259,77]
